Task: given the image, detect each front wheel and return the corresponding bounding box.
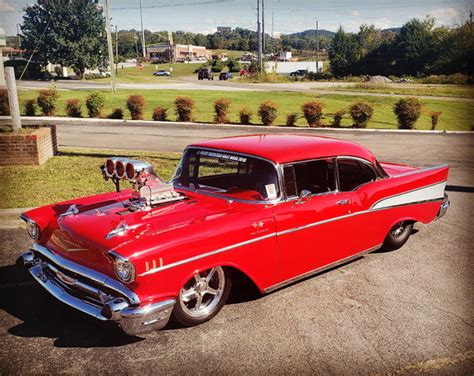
[173,266,231,327]
[382,221,414,251]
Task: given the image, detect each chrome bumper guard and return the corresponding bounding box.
[436,194,450,219]
[18,243,175,336]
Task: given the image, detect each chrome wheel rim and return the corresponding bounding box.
[178,267,225,318]
[391,221,406,237]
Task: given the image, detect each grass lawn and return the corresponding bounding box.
[17,89,474,131]
[89,63,200,84]
[330,83,474,99]
[0,148,181,209]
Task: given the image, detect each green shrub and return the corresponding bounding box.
[349,101,374,128]
[126,95,146,120]
[37,86,59,116]
[239,107,253,125]
[214,98,231,123]
[152,106,168,121]
[420,74,469,85]
[108,108,124,119]
[306,71,334,81]
[24,99,37,116]
[430,111,442,130]
[227,59,242,73]
[175,96,195,122]
[301,101,324,127]
[331,110,346,128]
[258,101,279,126]
[286,112,298,127]
[393,97,422,129]
[65,99,82,117]
[85,92,105,118]
[0,89,10,116]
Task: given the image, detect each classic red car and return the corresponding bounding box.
[18,135,450,335]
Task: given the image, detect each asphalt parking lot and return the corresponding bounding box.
[1,131,473,374]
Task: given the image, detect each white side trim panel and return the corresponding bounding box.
[372,181,446,210]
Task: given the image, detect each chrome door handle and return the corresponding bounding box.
[337,199,350,205]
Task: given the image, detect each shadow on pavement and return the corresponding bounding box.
[0,264,143,348]
[446,185,474,193]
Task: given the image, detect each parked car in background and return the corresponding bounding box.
[198,68,214,80]
[153,70,171,77]
[17,135,449,335]
[219,72,233,81]
[290,69,308,77]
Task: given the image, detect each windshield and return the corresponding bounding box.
[173,148,280,201]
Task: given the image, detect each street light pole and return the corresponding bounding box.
[315,19,319,73]
[104,0,116,92]
[257,0,262,73]
[115,25,118,74]
[139,0,146,60]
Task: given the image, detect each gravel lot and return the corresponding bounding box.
[0,130,473,374]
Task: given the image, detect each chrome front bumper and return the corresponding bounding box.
[436,194,450,219]
[18,243,175,336]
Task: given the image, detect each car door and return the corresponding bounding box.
[274,158,356,283]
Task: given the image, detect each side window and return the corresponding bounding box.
[284,159,336,197]
[337,159,376,191]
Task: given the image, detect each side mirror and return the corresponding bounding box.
[296,190,312,204]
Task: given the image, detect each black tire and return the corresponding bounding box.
[382,221,414,251]
[173,266,231,327]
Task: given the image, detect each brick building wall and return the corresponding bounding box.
[0,124,57,166]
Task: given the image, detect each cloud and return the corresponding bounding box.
[350,10,360,16]
[0,0,15,11]
[372,17,393,30]
[425,7,460,25]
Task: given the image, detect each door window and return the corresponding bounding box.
[283,159,336,197]
[337,159,376,191]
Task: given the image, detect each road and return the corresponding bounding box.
[16,78,473,102]
[1,122,473,374]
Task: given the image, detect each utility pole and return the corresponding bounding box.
[139,0,146,60]
[104,0,116,92]
[257,0,262,72]
[315,19,319,73]
[262,0,265,53]
[115,25,118,74]
[5,67,21,131]
[271,11,274,56]
[17,24,22,59]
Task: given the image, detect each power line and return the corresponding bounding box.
[111,0,237,11]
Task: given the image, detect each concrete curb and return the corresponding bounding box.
[1,116,472,135]
[0,207,33,229]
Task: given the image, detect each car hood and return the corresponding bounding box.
[45,191,241,273]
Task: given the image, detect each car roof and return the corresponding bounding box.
[190,134,376,164]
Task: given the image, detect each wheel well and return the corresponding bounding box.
[223,266,261,303]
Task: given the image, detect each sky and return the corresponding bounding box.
[0,0,471,36]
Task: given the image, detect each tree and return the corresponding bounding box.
[329,27,358,77]
[21,0,107,77]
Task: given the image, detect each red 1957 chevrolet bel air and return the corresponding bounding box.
[17,135,449,335]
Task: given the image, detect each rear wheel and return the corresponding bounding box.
[173,266,231,327]
[382,221,414,251]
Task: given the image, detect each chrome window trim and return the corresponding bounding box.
[30,243,140,305]
[173,146,284,205]
[335,156,379,192]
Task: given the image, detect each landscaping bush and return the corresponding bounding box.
[127,95,146,120]
[85,92,105,118]
[239,107,253,125]
[393,97,422,129]
[108,108,124,119]
[332,109,346,128]
[214,98,231,123]
[175,96,195,122]
[349,101,374,128]
[0,89,9,116]
[286,112,298,127]
[301,101,324,127]
[65,99,82,118]
[258,101,279,126]
[152,106,168,121]
[306,71,334,81]
[430,111,442,130]
[420,74,469,85]
[24,99,37,116]
[37,86,59,116]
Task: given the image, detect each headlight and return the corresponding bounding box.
[112,254,135,283]
[21,215,40,240]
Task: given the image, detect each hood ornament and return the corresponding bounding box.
[106,221,130,240]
